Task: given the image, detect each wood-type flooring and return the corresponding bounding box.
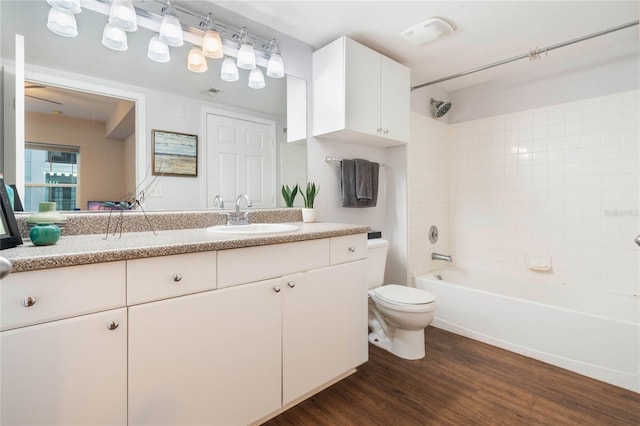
[265,327,640,425]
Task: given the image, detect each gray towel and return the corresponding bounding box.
[341,159,379,208]
[354,158,372,200]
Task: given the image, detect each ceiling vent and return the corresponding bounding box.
[401,17,455,45]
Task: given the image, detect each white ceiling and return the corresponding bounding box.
[213,1,639,92]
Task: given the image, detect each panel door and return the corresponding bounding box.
[0,308,127,426]
[129,279,282,426]
[380,56,410,143]
[282,260,368,405]
[206,113,276,208]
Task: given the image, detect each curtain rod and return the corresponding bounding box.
[325,156,385,167]
[411,20,639,91]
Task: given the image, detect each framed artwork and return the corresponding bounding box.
[0,177,23,250]
[152,129,198,177]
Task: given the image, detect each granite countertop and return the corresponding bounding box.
[2,222,370,273]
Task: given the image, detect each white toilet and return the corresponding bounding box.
[367,238,436,360]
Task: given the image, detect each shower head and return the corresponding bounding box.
[431,98,451,118]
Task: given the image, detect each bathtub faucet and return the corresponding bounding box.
[432,252,453,263]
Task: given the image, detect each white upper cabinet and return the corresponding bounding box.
[313,36,410,146]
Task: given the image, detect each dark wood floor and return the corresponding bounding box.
[265,327,640,425]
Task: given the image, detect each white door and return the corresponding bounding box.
[1,308,127,426]
[206,112,276,208]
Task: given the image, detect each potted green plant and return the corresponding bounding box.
[300,182,319,223]
[281,184,299,207]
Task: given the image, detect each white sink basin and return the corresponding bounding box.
[206,223,299,235]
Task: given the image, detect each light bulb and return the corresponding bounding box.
[159,13,183,47]
[147,34,170,63]
[266,53,285,78]
[109,0,137,32]
[187,47,208,73]
[202,30,223,59]
[237,43,256,70]
[220,57,239,82]
[47,7,78,37]
[102,23,128,51]
[248,67,265,89]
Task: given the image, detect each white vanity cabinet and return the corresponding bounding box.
[0,262,127,426]
[313,36,410,146]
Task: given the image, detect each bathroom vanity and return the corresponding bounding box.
[0,221,369,425]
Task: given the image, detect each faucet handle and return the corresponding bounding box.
[212,195,224,209]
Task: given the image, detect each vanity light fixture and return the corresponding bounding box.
[108,0,137,32]
[266,39,285,79]
[220,56,240,82]
[236,28,257,70]
[147,34,171,63]
[187,46,208,73]
[248,67,265,89]
[159,1,183,47]
[201,13,224,59]
[46,0,81,14]
[47,7,78,37]
[102,22,128,51]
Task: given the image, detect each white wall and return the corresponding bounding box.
[449,90,639,296]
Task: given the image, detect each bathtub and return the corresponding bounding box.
[415,268,640,393]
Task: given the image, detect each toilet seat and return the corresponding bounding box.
[370,285,435,313]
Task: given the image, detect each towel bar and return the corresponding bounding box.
[325,156,385,166]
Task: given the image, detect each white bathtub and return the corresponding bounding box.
[415,268,640,393]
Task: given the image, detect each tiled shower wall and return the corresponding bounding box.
[448,90,639,296]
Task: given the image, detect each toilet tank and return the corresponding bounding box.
[366,238,389,289]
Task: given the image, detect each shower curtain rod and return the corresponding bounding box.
[411,20,639,91]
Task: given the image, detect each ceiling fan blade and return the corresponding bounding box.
[26,94,63,105]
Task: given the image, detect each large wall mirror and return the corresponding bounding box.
[1,0,307,212]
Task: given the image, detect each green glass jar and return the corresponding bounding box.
[29,223,61,246]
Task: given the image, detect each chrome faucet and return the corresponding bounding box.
[212,194,224,209]
[432,252,453,262]
[226,194,253,225]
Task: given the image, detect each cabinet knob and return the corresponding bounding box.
[348,246,356,253]
[107,320,119,331]
[376,127,382,133]
[21,296,36,308]
[287,281,296,288]
[383,129,389,134]
[273,285,281,293]
[173,273,182,282]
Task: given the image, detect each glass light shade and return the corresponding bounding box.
[102,23,128,51]
[187,47,208,73]
[109,0,137,32]
[159,13,183,47]
[266,53,285,78]
[46,0,81,14]
[147,34,170,63]
[236,43,256,70]
[47,7,78,37]
[220,57,239,82]
[202,30,223,59]
[248,67,265,89]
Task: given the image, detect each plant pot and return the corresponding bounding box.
[301,208,316,223]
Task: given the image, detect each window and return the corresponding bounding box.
[25,143,79,211]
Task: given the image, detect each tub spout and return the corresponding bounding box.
[432,252,453,262]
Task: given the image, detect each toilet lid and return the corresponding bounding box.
[374,284,435,305]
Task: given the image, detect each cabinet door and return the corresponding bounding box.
[381,55,410,143]
[282,260,368,405]
[129,279,282,426]
[345,37,382,138]
[1,308,127,426]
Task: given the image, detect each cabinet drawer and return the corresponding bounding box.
[0,261,126,331]
[127,251,217,305]
[330,234,367,265]
[217,239,330,288]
